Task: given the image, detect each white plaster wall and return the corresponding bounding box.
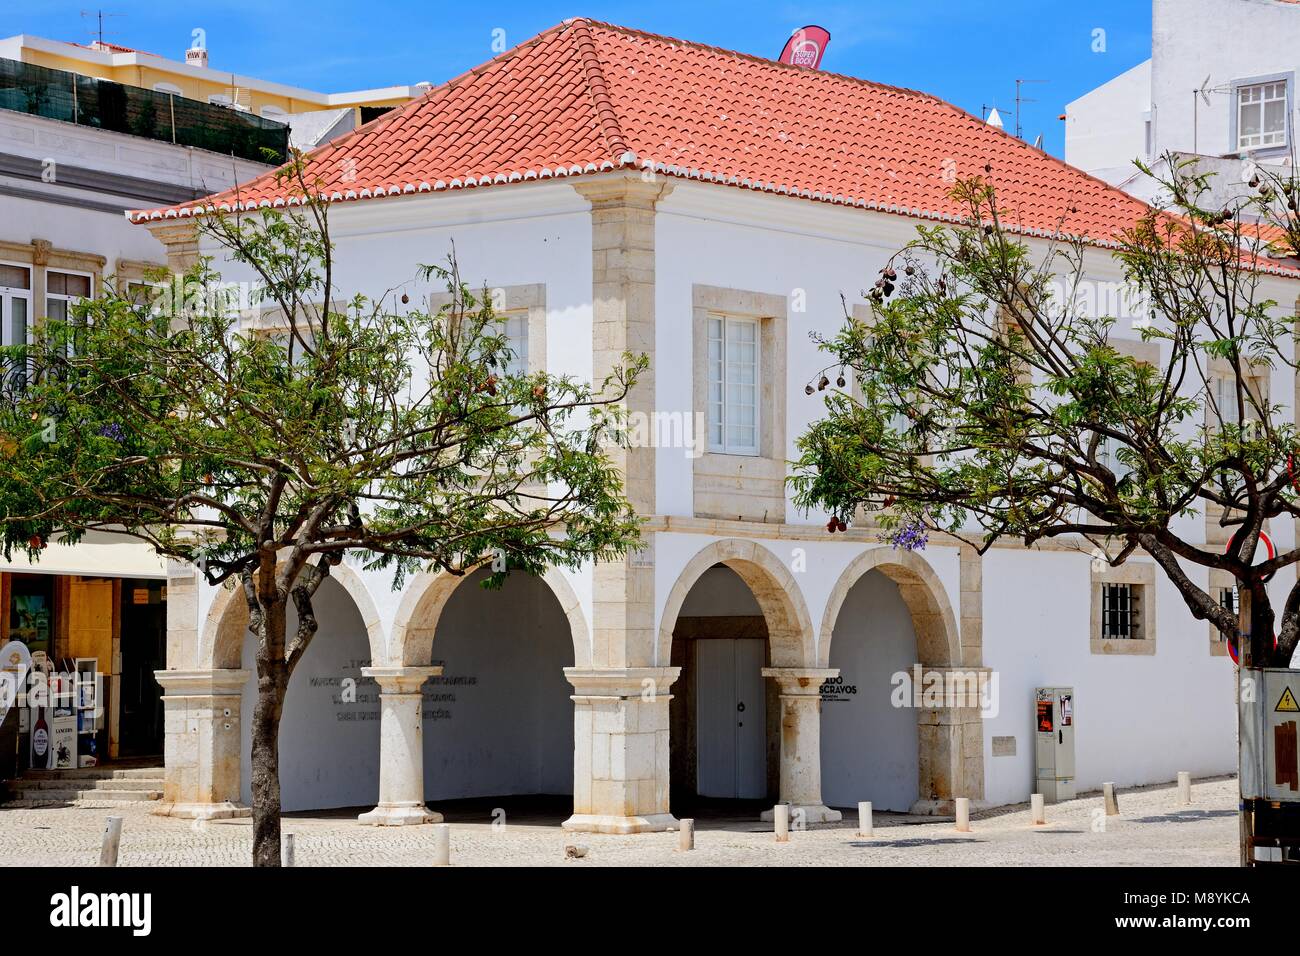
[1150,0,1300,160]
[1064,59,1152,183]
[821,570,919,812]
[422,568,574,799]
[239,576,380,812]
[981,547,1237,808]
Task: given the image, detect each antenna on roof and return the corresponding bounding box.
[80,9,124,48]
[1014,78,1046,140]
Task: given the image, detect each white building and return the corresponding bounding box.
[0,33,417,774]
[1066,0,1300,206]
[130,18,1296,831]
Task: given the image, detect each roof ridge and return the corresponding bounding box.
[570,16,949,107]
[568,18,630,162]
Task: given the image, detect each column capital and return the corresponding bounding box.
[761,667,839,696]
[155,668,249,696]
[571,170,675,208]
[563,666,679,699]
[361,665,442,694]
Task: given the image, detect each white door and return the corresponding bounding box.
[695,638,766,798]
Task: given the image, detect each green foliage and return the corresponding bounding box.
[792,159,1300,662]
[0,187,643,598]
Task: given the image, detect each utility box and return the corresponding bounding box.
[1034,686,1075,803]
[1240,667,1300,865]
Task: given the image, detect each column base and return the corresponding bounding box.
[152,802,250,820]
[909,798,987,816]
[358,802,443,826]
[759,804,843,825]
[562,812,678,834]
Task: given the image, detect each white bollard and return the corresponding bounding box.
[432,823,451,866]
[857,801,873,838]
[1177,772,1192,805]
[678,818,695,851]
[774,804,790,843]
[1031,793,1046,826]
[99,816,122,867]
[283,832,295,867]
[955,797,971,832]
[1103,782,1120,816]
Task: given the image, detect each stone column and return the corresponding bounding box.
[143,220,200,273]
[563,667,680,833]
[154,669,249,819]
[910,664,990,815]
[358,665,442,826]
[761,667,842,824]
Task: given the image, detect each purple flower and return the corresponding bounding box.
[98,423,125,442]
[887,520,928,552]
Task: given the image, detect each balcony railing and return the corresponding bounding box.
[0,57,288,165]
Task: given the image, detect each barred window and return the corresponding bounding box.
[1101,583,1141,639]
[1215,585,1238,642]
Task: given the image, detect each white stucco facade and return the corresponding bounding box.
[1066,0,1300,192]
[148,163,1295,830]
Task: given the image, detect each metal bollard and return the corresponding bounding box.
[678,818,694,851]
[1103,782,1120,816]
[955,797,971,832]
[1177,772,1191,805]
[432,823,451,866]
[774,804,790,843]
[99,816,122,867]
[283,832,295,867]
[857,801,873,838]
[1031,793,1046,825]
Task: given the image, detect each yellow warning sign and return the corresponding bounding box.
[1277,687,1300,713]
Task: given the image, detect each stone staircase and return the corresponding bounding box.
[1,764,164,806]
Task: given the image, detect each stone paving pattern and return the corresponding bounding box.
[0,776,1238,867]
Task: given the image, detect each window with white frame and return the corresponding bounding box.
[0,263,32,390]
[46,270,92,355]
[1237,81,1288,151]
[1101,582,1141,639]
[498,311,528,377]
[706,313,759,455]
[1212,372,1264,427]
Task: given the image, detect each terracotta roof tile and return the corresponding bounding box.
[123,18,1288,262]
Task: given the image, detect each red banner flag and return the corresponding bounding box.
[778,25,831,69]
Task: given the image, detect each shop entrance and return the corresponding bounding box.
[117,579,165,757]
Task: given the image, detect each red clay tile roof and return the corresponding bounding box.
[123,18,1182,246]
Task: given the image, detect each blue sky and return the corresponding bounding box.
[5,1,1152,157]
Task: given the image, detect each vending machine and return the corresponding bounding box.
[1035,686,1075,803]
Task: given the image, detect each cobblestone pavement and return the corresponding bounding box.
[0,776,1238,867]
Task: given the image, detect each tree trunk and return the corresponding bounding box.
[250,597,289,867]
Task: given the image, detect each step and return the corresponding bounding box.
[17,765,162,782]
[89,778,164,792]
[3,787,162,803]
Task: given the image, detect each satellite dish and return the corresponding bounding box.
[1032,133,1043,149]
[986,108,1004,130]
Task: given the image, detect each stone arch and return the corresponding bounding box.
[818,546,980,813]
[200,561,385,670]
[657,538,814,667]
[817,547,961,668]
[390,567,591,668]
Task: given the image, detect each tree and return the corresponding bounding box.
[0,165,644,866]
[792,155,1300,668]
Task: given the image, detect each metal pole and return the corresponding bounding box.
[1238,586,1252,867]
